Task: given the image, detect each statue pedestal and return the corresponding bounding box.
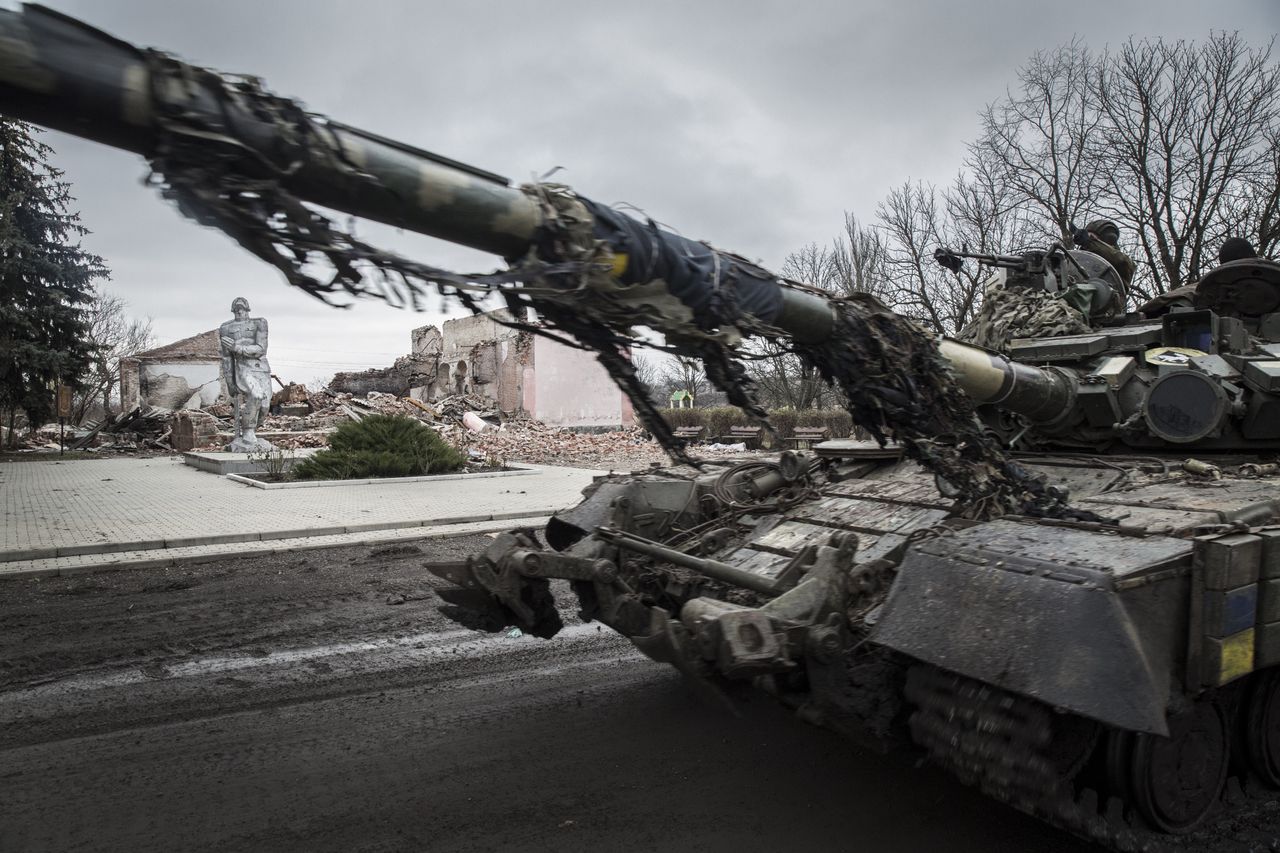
[225,436,276,453]
[182,449,312,476]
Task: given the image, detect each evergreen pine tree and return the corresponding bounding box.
[0,119,106,446]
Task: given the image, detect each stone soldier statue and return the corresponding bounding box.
[219,297,275,452]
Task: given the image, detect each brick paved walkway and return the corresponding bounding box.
[0,456,600,566]
[2,517,550,580]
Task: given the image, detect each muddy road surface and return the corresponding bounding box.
[0,535,1096,852]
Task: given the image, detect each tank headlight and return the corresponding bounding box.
[1143,371,1229,443]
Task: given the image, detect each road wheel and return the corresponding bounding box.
[1103,729,1134,800]
[1129,700,1229,833]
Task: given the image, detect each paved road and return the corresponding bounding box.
[0,539,1094,853]
[0,455,599,573]
[1,634,1096,853]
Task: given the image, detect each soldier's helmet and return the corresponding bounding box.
[1219,237,1258,264]
[1084,219,1121,245]
[231,297,251,313]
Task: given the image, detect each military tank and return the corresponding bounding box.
[430,245,1280,850]
[4,6,1280,849]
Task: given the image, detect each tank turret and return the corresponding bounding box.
[936,245,1280,452]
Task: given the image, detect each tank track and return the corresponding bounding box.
[904,666,1280,853]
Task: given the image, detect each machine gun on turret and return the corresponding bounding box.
[935,242,1125,323]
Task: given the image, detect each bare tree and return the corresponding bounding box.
[630,352,664,400]
[973,39,1107,242]
[743,344,830,410]
[947,152,1043,256]
[1235,126,1280,257]
[779,242,837,291]
[73,290,154,423]
[786,32,1278,358]
[876,180,990,335]
[828,213,889,299]
[662,356,708,406]
[1096,33,1280,299]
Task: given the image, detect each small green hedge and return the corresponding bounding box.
[660,407,857,445]
[293,414,465,480]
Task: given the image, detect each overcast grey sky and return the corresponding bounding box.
[24,0,1280,383]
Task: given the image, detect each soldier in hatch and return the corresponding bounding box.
[1073,219,1136,288]
[957,219,1137,352]
[957,219,1136,350]
[1138,237,1259,318]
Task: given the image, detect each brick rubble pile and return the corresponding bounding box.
[20,387,760,470]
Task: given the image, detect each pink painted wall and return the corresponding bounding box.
[531,336,633,428]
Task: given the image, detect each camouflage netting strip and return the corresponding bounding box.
[140,50,1096,522]
[789,294,1096,520]
[958,283,1092,352]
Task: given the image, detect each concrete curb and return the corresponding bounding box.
[0,516,549,581]
[224,465,536,490]
[182,449,316,476]
[0,507,558,564]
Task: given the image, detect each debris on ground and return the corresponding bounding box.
[245,388,726,470]
[11,386,761,470]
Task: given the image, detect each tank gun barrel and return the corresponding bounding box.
[0,5,840,345]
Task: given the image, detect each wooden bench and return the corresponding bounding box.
[674,425,707,442]
[785,426,831,450]
[717,425,764,449]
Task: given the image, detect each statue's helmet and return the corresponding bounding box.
[1084,219,1121,245]
[231,297,251,313]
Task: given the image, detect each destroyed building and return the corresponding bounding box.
[409,311,634,429]
[119,330,226,411]
[327,353,437,397]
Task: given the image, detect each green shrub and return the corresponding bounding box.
[659,407,859,447]
[293,414,465,480]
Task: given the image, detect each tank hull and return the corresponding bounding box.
[433,447,1280,849]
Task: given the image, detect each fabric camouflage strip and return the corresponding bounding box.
[792,294,1096,520]
[959,283,1092,352]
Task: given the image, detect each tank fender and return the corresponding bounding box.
[870,531,1189,736]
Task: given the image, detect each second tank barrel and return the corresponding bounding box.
[938,339,1075,423]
